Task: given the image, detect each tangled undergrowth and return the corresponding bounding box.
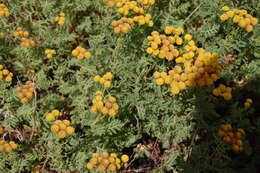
[0,0,260,173]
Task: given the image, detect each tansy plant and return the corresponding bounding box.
[0,0,259,173]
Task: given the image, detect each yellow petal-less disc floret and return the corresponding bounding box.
[51,124,60,133]
[121,155,129,163]
[221,6,230,12]
[184,34,192,41]
[57,130,67,139]
[46,113,55,121]
[244,98,253,108]
[66,126,75,135]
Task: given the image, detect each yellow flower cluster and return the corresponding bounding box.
[137,0,155,8]
[44,49,56,59]
[153,60,221,94]
[146,27,192,61]
[45,110,63,121]
[149,27,222,94]
[20,38,36,48]
[107,0,154,34]
[0,140,18,152]
[153,69,182,94]
[0,64,13,82]
[13,27,29,37]
[112,17,133,34]
[244,98,253,108]
[71,46,91,60]
[91,91,119,117]
[86,152,129,172]
[51,120,75,139]
[111,14,153,33]
[220,6,258,32]
[116,1,144,15]
[16,81,35,104]
[0,125,4,135]
[54,12,66,25]
[212,84,232,101]
[217,123,245,152]
[0,4,10,17]
[133,14,153,26]
[93,72,113,88]
[107,0,154,12]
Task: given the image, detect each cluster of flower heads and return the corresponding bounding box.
[0,64,13,82]
[106,0,155,13]
[149,27,222,94]
[0,125,4,135]
[44,49,56,59]
[137,0,155,7]
[50,120,75,139]
[0,140,18,152]
[86,152,129,172]
[147,27,195,61]
[94,72,113,88]
[12,27,35,48]
[13,27,29,37]
[16,81,35,104]
[132,13,153,26]
[20,38,36,48]
[212,84,232,101]
[54,12,66,25]
[217,123,245,152]
[91,91,119,117]
[45,110,63,121]
[0,4,9,17]
[106,0,155,34]
[112,13,153,33]
[220,6,258,32]
[244,98,253,108]
[112,17,134,34]
[71,46,91,60]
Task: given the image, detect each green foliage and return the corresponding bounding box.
[0,0,260,173]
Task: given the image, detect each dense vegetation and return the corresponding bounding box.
[0,0,260,172]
